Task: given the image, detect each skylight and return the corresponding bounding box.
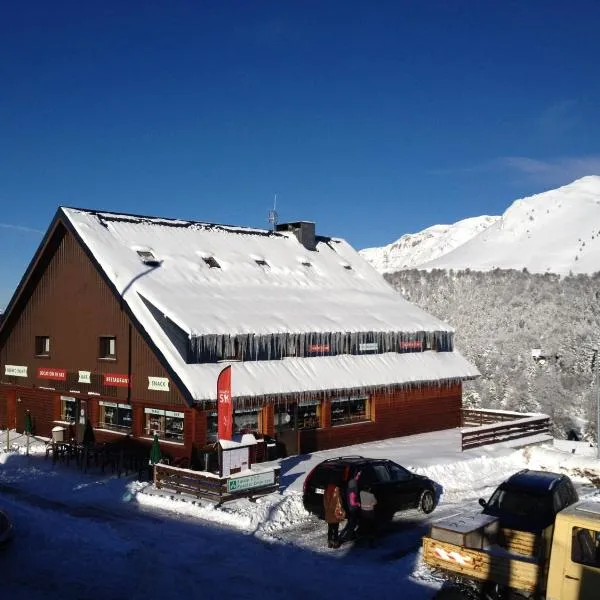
[203,256,221,269]
[136,250,161,267]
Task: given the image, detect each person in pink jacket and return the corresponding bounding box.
[339,471,361,543]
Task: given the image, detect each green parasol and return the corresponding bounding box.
[24,410,32,456]
[24,411,32,434]
[149,434,162,465]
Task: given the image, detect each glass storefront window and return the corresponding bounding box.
[233,409,259,435]
[60,396,76,422]
[274,404,294,431]
[144,408,184,443]
[293,400,321,430]
[331,396,369,426]
[206,411,218,441]
[99,401,132,432]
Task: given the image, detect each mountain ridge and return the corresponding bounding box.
[361,176,600,276]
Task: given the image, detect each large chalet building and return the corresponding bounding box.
[0,208,479,462]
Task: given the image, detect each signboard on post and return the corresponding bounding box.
[217,365,233,440]
[227,470,275,493]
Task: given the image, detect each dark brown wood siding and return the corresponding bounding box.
[0,226,131,398]
[0,223,189,455]
[297,382,462,453]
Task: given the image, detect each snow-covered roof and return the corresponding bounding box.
[188,351,479,403]
[60,207,477,402]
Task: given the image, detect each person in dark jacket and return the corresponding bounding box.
[323,483,345,548]
[339,471,361,543]
[82,420,95,447]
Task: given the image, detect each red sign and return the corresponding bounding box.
[37,367,66,381]
[400,340,423,350]
[308,344,330,353]
[103,373,130,388]
[217,365,233,440]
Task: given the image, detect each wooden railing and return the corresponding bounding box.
[461,409,551,451]
[461,408,530,427]
[154,463,280,506]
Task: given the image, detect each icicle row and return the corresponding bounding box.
[189,330,454,363]
[194,377,464,411]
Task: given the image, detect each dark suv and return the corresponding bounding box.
[302,456,438,521]
[479,469,579,532]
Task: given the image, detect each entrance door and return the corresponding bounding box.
[75,399,88,443]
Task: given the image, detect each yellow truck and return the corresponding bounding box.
[422,498,600,599]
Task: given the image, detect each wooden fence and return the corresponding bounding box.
[461,409,551,451]
[154,463,281,506]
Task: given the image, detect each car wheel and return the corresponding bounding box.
[419,489,435,514]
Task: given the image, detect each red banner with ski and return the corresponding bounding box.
[217,365,233,440]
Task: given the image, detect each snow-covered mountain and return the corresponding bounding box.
[360,216,499,273]
[361,176,600,276]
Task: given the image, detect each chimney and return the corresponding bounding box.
[276,221,316,251]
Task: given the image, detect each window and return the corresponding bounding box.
[144,407,184,442]
[254,259,270,270]
[387,462,412,482]
[233,409,260,435]
[571,527,600,567]
[206,411,218,441]
[99,401,132,432]
[274,404,294,431]
[330,396,370,426]
[292,400,321,430]
[60,396,77,422]
[35,336,50,356]
[136,250,161,266]
[99,336,116,359]
[203,256,221,269]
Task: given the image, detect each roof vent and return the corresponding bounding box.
[255,259,270,270]
[342,263,353,271]
[136,250,162,267]
[203,256,221,269]
[276,221,316,251]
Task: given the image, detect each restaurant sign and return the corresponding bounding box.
[4,364,28,378]
[399,340,423,350]
[148,376,169,392]
[227,470,275,493]
[78,370,91,384]
[103,373,130,388]
[38,367,67,380]
[308,344,330,353]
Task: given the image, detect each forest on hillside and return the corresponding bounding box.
[386,269,600,439]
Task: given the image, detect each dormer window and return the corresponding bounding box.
[136,250,161,267]
[203,256,221,269]
[255,259,270,270]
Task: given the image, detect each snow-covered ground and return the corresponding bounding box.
[1,428,599,599]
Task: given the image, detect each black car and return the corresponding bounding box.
[302,455,438,521]
[479,469,578,532]
[0,508,14,547]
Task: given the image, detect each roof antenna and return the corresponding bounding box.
[268,194,279,231]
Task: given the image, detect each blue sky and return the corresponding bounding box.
[1,1,600,308]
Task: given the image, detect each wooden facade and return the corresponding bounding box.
[0,214,464,463]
